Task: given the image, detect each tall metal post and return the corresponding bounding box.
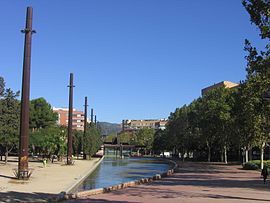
[83,96,88,159]
[94,115,97,126]
[122,120,125,132]
[67,73,74,165]
[91,108,94,126]
[18,7,36,179]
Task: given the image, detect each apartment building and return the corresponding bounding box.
[122,119,167,131]
[53,107,84,131]
[201,81,239,96]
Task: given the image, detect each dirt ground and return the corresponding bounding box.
[0,157,102,202]
[67,161,270,203]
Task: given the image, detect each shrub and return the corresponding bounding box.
[243,162,259,170]
[242,160,270,170]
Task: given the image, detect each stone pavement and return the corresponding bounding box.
[0,157,102,202]
[68,162,270,203]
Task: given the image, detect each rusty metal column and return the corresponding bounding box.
[83,96,88,159]
[91,108,94,126]
[84,97,88,134]
[67,73,74,165]
[18,7,36,179]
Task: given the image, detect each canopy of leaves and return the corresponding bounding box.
[30,98,58,129]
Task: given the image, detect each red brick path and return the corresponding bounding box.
[68,162,270,203]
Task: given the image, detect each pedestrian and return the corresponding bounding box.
[261,166,269,184]
[43,158,47,168]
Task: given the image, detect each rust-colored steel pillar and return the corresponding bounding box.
[67,73,74,165]
[84,97,88,134]
[83,96,88,159]
[18,7,35,179]
[91,108,94,126]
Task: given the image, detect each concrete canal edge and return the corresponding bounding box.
[53,158,178,202]
[49,156,104,202]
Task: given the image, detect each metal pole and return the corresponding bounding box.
[83,96,88,159]
[18,7,36,179]
[122,120,125,132]
[67,73,74,165]
[91,108,94,126]
[94,115,97,126]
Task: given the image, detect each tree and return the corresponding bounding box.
[30,126,66,159]
[0,86,20,164]
[73,129,83,158]
[242,0,270,39]
[0,76,5,96]
[29,98,58,130]
[239,0,270,168]
[135,128,155,155]
[83,124,102,159]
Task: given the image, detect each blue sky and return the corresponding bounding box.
[0,1,267,123]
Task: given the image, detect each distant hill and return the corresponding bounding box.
[98,122,122,135]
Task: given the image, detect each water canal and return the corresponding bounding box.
[74,157,171,192]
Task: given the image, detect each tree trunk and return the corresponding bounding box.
[206,141,211,162]
[5,146,8,165]
[261,142,265,170]
[245,148,249,163]
[208,146,211,162]
[249,149,253,161]
[220,148,224,162]
[224,145,228,164]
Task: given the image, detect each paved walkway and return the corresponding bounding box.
[68,162,270,203]
[0,157,101,202]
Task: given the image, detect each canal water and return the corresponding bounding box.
[74,157,171,192]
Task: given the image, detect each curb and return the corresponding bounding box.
[53,159,178,202]
[48,156,104,202]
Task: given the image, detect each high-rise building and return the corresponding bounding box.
[53,107,85,131]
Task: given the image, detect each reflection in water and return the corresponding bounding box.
[75,157,170,192]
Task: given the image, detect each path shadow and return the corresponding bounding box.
[0,174,16,180]
[107,185,270,202]
[0,191,57,202]
[67,198,138,203]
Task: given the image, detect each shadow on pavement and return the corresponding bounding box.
[67,198,138,203]
[0,191,57,203]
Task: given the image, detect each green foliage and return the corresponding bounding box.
[30,98,58,130]
[242,0,270,39]
[104,133,117,142]
[73,129,83,156]
[30,126,66,156]
[118,132,132,144]
[153,0,270,163]
[0,76,5,96]
[134,128,155,151]
[243,160,270,170]
[0,77,20,161]
[83,124,102,158]
[243,161,260,170]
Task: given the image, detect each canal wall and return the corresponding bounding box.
[63,156,104,194]
[55,158,177,201]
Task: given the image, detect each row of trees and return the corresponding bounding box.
[0,77,101,163]
[153,0,270,169]
[105,128,155,154]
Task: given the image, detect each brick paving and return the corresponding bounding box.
[68,162,270,203]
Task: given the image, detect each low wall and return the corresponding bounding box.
[49,156,104,202]
[53,158,177,202]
